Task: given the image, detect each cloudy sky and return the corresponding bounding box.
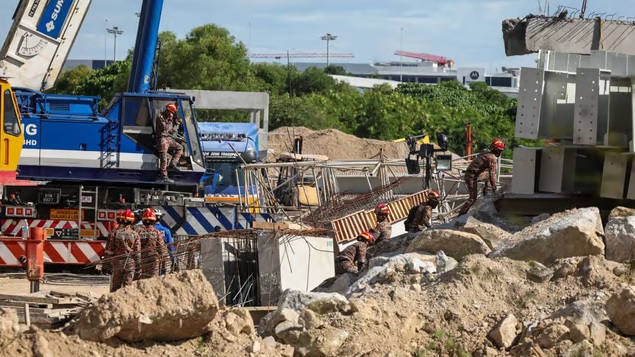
[0,0,630,71]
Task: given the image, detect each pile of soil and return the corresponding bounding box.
[268,126,411,161]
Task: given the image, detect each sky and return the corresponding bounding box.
[0,0,631,72]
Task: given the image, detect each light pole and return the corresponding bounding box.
[106,26,124,62]
[104,18,108,65]
[321,33,337,66]
[400,28,403,82]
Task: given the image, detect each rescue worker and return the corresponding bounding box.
[136,208,167,279]
[107,209,141,292]
[370,203,392,244]
[335,231,374,275]
[156,103,184,183]
[153,209,177,274]
[458,139,505,216]
[405,190,440,233]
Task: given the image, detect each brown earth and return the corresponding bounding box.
[268,126,411,161]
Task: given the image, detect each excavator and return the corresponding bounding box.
[0,0,272,267]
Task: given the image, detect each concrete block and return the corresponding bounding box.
[511,147,541,194]
[601,152,628,199]
[539,145,576,193]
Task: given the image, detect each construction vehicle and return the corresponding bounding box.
[198,122,260,206]
[0,0,273,267]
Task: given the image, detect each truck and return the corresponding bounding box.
[0,0,273,267]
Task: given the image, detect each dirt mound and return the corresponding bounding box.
[268,126,411,161]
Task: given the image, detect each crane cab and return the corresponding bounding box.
[0,79,25,184]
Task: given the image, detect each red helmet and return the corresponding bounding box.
[375,203,390,216]
[490,139,505,151]
[165,103,177,114]
[116,210,126,223]
[142,208,157,222]
[358,231,375,244]
[124,209,135,223]
[428,190,440,201]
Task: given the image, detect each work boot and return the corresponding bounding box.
[158,176,174,184]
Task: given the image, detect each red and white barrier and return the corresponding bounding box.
[0,239,106,266]
[1,219,110,239]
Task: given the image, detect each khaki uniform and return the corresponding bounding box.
[335,241,369,274]
[108,226,141,292]
[371,220,392,244]
[136,225,167,279]
[459,152,498,215]
[408,203,434,232]
[156,113,183,180]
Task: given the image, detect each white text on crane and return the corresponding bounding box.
[21,123,37,147]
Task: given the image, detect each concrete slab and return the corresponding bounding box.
[503,16,635,56]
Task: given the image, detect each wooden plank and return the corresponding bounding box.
[0,301,52,309]
[0,293,61,304]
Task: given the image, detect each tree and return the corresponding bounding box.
[48,65,93,94]
[324,65,348,75]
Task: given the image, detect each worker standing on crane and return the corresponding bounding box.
[107,210,141,292]
[405,190,440,232]
[155,103,183,183]
[370,204,392,244]
[136,208,167,279]
[458,139,505,216]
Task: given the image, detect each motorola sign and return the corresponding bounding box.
[36,0,74,39]
[470,71,480,80]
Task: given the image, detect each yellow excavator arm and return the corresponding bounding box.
[0,79,26,184]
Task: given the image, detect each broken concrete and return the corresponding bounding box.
[406,229,491,260]
[490,207,605,265]
[606,285,635,336]
[462,216,510,250]
[502,16,635,56]
[66,270,219,342]
[488,313,518,348]
[604,216,635,262]
[608,206,635,221]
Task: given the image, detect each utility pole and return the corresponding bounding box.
[107,26,124,62]
[104,18,108,66]
[321,33,337,66]
[400,28,403,82]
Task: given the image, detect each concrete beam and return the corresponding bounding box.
[503,16,635,56]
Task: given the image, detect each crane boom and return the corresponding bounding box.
[0,0,92,91]
[249,52,354,59]
[394,50,451,66]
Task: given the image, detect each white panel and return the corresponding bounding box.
[0,0,93,91]
[574,68,600,145]
[515,67,544,139]
[511,147,540,194]
[539,146,565,193]
[600,152,628,199]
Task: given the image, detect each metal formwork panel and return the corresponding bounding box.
[573,68,600,145]
[627,157,635,200]
[540,71,575,139]
[511,147,540,194]
[515,67,544,139]
[539,145,577,193]
[600,152,628,199]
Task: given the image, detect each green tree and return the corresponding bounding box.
[47,65,93,94]
[324,65,348,75]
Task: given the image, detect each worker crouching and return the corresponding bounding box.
[335,231,374,275]
[136,208,168,280]
[370,203,392,244]
[405,190,440,233]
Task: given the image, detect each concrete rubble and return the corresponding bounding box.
[502,15,635,56]
[5,195,635,356]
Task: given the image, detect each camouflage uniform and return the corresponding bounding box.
[408,203,433,232]
[136,225,168,279]
[370,220,392,244]
[156,113,183,180]
[459,152,498,215]
[335,241,369,275]
[108,226,141,292]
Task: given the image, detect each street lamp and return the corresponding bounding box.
[106,26,124,62]
[321,33,337,66]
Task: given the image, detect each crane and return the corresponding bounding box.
[394,50,454,68]
[249,52,354,59]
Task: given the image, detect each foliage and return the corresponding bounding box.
[47,22,535,158]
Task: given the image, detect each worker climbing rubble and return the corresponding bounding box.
[155,103,184,183]
[104,209,141,292]
[405,190,441,232]
[370,203,392,244]
[135,208,168,280]
[335,231,374,275]
[458,139,504,216]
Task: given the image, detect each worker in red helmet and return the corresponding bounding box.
[108,209,141,292]
[405,190,440,232]
[370,203,392,244]
[134,208,167,280]
[458,139,505,216]
[155,103,184,183]
[335,232,374,275]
